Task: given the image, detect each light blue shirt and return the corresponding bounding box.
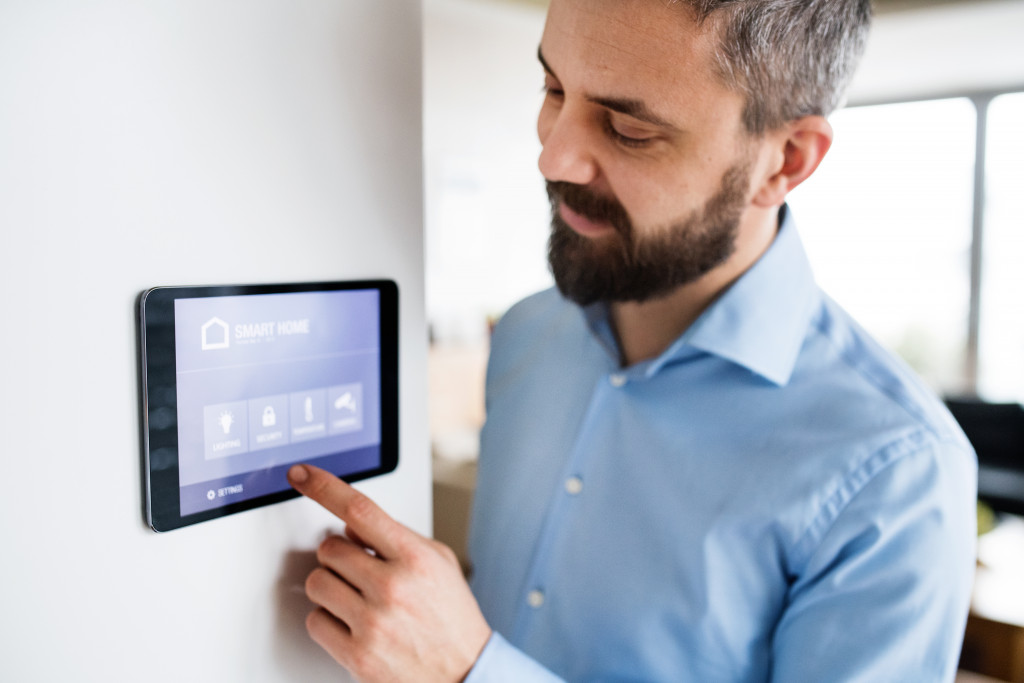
[466,207,977,682]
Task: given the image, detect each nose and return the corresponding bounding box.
[537,105,600,186]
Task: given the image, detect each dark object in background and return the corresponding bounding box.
[945,398,1024,517]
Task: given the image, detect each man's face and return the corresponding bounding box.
[538,0,757,305]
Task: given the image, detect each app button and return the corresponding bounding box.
[290,389,327,442]
[328,383,364,435]
[249,394,289,452]
[203,401,249,459]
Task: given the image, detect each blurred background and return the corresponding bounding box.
[423,1,1024,679]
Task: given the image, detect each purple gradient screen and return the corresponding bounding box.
[173,289,382,515]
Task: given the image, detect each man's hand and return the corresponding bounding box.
[288,464,492,682]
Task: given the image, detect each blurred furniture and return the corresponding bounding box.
[946,398,1024,516]
[433,455,477,574]
[958,670,1016,683]
[945,399,1024,681]
[959,515,1024,682]
[429,342,487,573]
[961,612,1024,682]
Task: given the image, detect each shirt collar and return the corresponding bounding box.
[678,205,819,385]
[583,205,820,386]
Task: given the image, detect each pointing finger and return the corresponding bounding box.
[288,464,403,560]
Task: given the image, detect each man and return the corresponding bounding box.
[289,0,978,680]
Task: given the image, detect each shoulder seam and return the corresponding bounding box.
[808,304,943,442]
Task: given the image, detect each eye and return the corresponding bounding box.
[604,118,655,149]
[542,75,564,99]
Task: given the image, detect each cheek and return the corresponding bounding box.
[614,172,700,229]
[611,173,670,222]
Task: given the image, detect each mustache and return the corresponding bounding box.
[545,181,633,238]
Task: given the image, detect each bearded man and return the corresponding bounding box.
[288,1,978,680]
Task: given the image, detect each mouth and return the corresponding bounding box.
[557,200,617,238]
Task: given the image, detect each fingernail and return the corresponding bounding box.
[289,464,309,484]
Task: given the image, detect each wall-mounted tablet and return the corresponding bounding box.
[139,280,398,532]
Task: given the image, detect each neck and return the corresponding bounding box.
[609,206,780,367]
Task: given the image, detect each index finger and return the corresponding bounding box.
[288,464,403,560]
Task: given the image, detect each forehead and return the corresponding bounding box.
[541,0,743,126]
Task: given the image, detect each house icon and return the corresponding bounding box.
[201,317,230,350]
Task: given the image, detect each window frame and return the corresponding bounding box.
[845,85,1024,396]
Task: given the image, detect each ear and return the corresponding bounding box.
[751,116,833,208]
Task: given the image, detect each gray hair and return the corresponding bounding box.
[677,0,873,134]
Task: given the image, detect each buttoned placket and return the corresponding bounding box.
[510,368,636,644]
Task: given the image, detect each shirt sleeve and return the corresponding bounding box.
[771,437,977,682]
[463,632,566,683]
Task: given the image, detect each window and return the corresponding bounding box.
[790,92,1024,401]
[788,98,977,395]
[979,92,1024,402]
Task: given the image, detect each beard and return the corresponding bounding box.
[546,162,751,306]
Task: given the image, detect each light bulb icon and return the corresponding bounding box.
[218,411,234,435]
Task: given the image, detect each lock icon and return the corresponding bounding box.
[262,406,276,427]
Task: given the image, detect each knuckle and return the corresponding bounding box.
[399,534,427,560]
[306,608,357,673]
[403,537,446,572]
[375,572,397,602]
[305,567,333,601]
[360,609,384,639]
[356,614,395,667]
[347,646,375,676]
[305,608,328,640]
[434,540,458,565]
[317,535,344,563]
[375,571,405,605]
[392,534,416,561]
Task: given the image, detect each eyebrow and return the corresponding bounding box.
[538,46,679,131]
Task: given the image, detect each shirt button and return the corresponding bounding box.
[564,476,583,495]
[609,373,627,388]
[527,589,545,609]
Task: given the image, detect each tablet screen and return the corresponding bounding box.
[140,281,398,531]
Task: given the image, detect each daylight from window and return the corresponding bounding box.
[788,98,978,396]
[979,92,1024,403]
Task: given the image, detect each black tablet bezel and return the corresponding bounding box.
[139,280,399,532]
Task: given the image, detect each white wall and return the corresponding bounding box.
[0,2,427,681]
